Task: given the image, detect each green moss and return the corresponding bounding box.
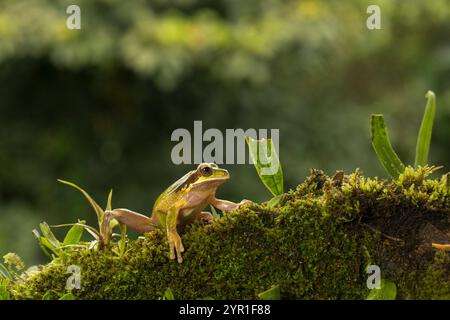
[8,167,450,300]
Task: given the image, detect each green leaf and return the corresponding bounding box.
[246,137,284,196]
[59,293,76,300]
[63,220,85,246]
[163,288,175,300]
[415,91,436,167]
[58,179,105,225]
[258,285,281,300]
[0,285,10,300]
[367,279,397,300]
[371,115,406,178]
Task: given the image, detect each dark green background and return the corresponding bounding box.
[0,0,449,265]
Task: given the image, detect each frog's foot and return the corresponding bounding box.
[238,199,252,207]
[168,230,184,263]
[432,243,450,250]
[197,211,214,225]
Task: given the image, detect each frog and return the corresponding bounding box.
[104,163,250,263]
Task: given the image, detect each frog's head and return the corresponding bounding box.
[191,163,230,189]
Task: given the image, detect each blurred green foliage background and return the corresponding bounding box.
[0,0,450,265]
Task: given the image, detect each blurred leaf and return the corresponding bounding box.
[0,263,12,281]
[0,285,10,300]
[258,285,280,300]
[415,91,436,167]
[367,279,397,300]
[371,115,406,178]
[246,137,283,196]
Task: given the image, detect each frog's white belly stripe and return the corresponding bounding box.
[181,208,195,218]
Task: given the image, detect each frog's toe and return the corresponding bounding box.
[239,199,252,206]
[169,241,176,260]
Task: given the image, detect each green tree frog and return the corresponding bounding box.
[105,163,250,263]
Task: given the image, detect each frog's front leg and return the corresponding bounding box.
[166,207,184,263]
[105,208,156,233]
[210,197,251,212]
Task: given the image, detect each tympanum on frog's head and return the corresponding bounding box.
[190,163,230,190]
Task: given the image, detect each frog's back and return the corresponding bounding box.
[152,170,198,213]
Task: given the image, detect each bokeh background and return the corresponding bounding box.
[0,0,450,265]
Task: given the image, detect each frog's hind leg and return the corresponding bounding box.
[106,208,156,233]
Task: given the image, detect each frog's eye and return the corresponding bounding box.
[211,163,218,168]
[200,165,213,177]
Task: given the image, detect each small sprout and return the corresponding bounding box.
[209,205,220,219]
[162,288,175,300]
[257,285,281,300]
[266,194,283,208]
[371,91,439,179]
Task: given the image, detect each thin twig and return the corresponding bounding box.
[362,223,405,244]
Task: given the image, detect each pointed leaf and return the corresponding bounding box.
[371,115,406,178]
[246,137,284,196]
[52,223,100,239]
[415,91,436,167]
[106,189,113,211]
[58,179,104,224]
